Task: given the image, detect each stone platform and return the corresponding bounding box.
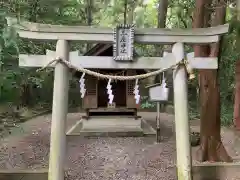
[66,116,156,137]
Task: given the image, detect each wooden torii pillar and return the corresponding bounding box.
[6,17,229,180]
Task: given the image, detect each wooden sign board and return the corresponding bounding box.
[113,24,134,61]
[146,83,169,102]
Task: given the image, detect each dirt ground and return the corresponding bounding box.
[0,112,240,180]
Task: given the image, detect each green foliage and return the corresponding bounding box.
[0,0,237,127]
[141,96,156,109]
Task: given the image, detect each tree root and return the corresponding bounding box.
[196,136,232,162]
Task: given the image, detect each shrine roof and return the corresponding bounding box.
[84,43,111,56]
[72,43,145,78]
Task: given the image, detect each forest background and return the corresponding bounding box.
[0,0,238,132]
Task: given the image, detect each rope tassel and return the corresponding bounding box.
[134,79,140,104]
[107,79,114,104]
[79,73,86,98]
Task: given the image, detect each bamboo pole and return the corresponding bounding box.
[156,102,161,142]
[48,40,70,180]
[173,43,192,180]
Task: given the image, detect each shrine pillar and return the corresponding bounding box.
[48,40,70,180]
[172,43,192,180]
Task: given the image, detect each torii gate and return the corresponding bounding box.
[6,17,229,180]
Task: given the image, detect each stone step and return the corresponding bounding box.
[77,117,143,137]
[82,127,143,132]
[66,116,156,137]
[82,117,141,130]
[79,127,144,137]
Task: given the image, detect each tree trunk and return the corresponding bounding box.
[127,0,135,24]
[157,0,168,29]
[20,0,40,107]
[27,0,40,22]
[157,0,172,108]
[85,0,93,51]
[156,0,168,57]
[151,0,169,86]
[194,0,232,162]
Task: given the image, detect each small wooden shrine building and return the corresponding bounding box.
[77,44,145,118]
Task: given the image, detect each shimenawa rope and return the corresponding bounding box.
[37,57,195,80]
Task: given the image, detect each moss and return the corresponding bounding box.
[177,167,192,180]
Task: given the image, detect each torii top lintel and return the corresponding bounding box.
[6,17,229,44]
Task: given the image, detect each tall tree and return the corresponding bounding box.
[152,0,169,86]
[194,0,232,162]
[158,0,168,29]
[85,0,93,51]
[156,0,169,56]
[156,0,174,106]
[127,0,135,24]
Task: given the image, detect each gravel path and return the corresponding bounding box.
[66,136,176,180]
[0,112,240,180]
[0,113,177,180]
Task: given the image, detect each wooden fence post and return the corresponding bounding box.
[48,40,69,180]
[173,43,192,180]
